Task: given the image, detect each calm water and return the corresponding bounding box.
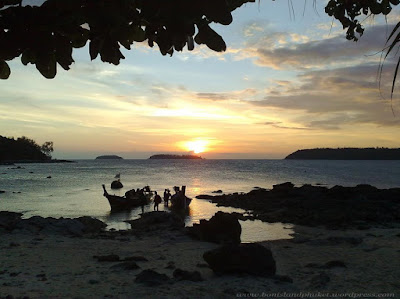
[1,159,400,242]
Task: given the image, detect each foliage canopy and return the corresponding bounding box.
[0,0,400,80]
[0,136,54,161]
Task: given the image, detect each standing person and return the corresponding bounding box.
[154,191,162,211]
[164,189,171,207]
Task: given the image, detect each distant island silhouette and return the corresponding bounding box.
[285,148,400,160]
[95,155,123,160]
[149,154,203,160]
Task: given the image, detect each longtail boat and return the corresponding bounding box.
[170,185,192,210]
[102,184,152,211]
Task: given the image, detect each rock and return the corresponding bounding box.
[203,243,276,276]
[207,183,400,229]
[173,268,203,282]
[110,261,140,270]
[135,269,170,286]
[0,211,23,230]
[111,180,123,189]
[212,190,223,193]
[195,194,215,200]
[46,176,51,179]
[187,211,241,244]
[93,255,120,262]
[126,211,184,232]
[272,182,294,192]
[0,190,5,193]
[9,214,106,236]
[76,216,107,233]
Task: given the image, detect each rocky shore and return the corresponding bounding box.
[1,181,400,298]
[197,182,400,230]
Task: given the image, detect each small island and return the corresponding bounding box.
[149,154,203,160]
[285,147,400,160]
[95,155,123,160]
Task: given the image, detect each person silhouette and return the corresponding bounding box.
[154,191,162,211]
[163,189,171,206]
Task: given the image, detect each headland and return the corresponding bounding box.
[285,148,400,160]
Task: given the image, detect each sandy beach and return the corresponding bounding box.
[1,212,399,299]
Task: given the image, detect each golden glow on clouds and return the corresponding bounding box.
[183,139,209,154]
[2,2,400,159]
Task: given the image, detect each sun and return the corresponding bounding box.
[185,140,208,154]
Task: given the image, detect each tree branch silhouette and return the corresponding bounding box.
[1,0,400,84]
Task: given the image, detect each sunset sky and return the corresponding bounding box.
[1,0,400,159]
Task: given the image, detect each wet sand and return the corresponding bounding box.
[1,223,399,298]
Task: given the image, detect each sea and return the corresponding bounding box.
[1,159,400,242]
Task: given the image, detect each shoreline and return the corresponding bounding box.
[0,159,74,165]
[0,211,399,298]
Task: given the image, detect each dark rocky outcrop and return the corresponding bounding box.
[212,190,223,193]
[272,182,294,192]
[0,211,23,230]
[207,183,400,229]
[111,180,123,189]
[125,211,185,232]
[203,243,276,276]
[187,211,241,244]
[135,269,170,286]
[0,212,106,235]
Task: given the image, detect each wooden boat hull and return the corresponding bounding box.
[170,195,192,210]
[106,194,151,211]
[102,184,151,211]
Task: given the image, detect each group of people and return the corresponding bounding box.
[124,186,175,213]
[152,189,171,211]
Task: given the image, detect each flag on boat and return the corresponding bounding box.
[114,173,120,179]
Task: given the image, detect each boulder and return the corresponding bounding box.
[111,180,123,189]
[187,211,241,244]
[203,243,276,276]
